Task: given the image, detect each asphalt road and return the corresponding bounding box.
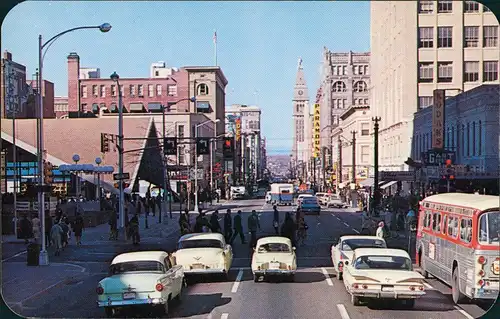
[2,198,495,319]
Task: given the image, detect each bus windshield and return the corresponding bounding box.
[478,211,500,244]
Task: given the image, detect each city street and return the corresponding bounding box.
[2,198,493,319]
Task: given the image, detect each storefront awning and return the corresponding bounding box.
[129,103,145,112]
[359,178,374,187]
[196,101,210,109]
[380,181,397,189]
[148,102,162,112]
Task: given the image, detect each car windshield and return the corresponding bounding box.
[257,243,291,253]
[478,211,500,244]
[178,239,224,249]
[109,261,164,275]
[342,239,387,251]
[353,255,412,271]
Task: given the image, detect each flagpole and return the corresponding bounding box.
[214,30,217,66]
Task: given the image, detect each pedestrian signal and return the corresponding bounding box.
[101,133,110,153]
[196,137,210,155]
[223,137,234,158]
[164,137,177,155]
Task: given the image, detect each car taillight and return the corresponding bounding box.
[96,286,104,295]
[418,286,424,291]
[362,284,368,289]
[478,279,485,287]
[338,261,343,268]
[478,269,485,277]
[155,283,164,292]
[352,284,359,289]
[410,286,416,291]
[478,256,486,264]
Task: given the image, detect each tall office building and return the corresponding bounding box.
[370,1,499,171]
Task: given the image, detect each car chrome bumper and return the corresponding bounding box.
[254,269,295,275]
[184,268,227,275]
[97,298,165,307]
[351,289,425,299]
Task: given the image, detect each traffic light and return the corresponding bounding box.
[163,137,178,155]
[223,137,234,158]
[43,161,54,184]
[113,181,130,188]
[101,133,110,153]
[442,159,455,180]
[196,137,210,155]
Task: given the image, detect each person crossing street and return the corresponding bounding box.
[273,205,280,234]
[224,209,233,242]
[248,210,261,249]
[230,210,246,244]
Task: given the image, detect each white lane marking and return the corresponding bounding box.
[336,304,351,319]
[321,267,333,286]
[221,314,229,319]
[330,213,336,217]
[336,217,341,221]
[423,282,434,289]
[343,222,349,227]
[351,229,360,234]
[231,268,244,293]
[2,250,27,262]
[19,278,67,304]
[454,306,475,319]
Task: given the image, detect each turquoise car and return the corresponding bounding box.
[300,197,321,215]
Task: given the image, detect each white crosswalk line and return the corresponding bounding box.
[352,229,360,234]
[220,314,229,319]
[321,267,333,286]
[336,304,351,319]
[343,222,349,227]
[231,268,244,293]
[454,306,475,319]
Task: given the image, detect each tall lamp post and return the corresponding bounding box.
[37,23,112,265]
[372,117,381,216]
[95,157,102,200]
[110,71,125,239]
[194,119,220,213]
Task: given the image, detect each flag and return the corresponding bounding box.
[213,31,217,44]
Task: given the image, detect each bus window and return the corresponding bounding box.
[460,218,472,243]
[424,211,432,228]
[448,216,458,238]
[436,213,442,233]
[441,215,447,235]
[478,211,500,244]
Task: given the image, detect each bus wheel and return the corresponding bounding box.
[418,249,429,279]
[452,267,466,304]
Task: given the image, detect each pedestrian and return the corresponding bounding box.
[31,213,41,244]
[129,213,140,245]
[224,209,233,242]
[73,213,84,245]
[194,210,210,233]
[149,196,156,217]
[230,210,246,244]
[210,210,222,233]
[280,212,296,247]
[248,210,261,248]
[376,221,386,239]
[59,219,70,248]
[273,205,280,234]
[406,206,416,231]
[45,213,53,247]
[179,212,190,235]
[19,215,32,244]
[50,220,64,256]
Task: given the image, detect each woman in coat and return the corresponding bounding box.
[31,214,41,243]
[72,213,84,245]
[50,221,64,256]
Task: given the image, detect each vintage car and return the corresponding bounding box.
[343,248,425,308]
[300,196,321,215]
[96,251,184,317]
[171,233,233,278]
[331,235,387,280]
[315,192,329,205]
[251,236,297,282]
[296,194,313,206]
[326,194,348,209]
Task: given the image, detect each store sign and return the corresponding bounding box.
[422,150,455,166]
[312,103,321,158]
[432,89,445,149]
[235,118,241,142]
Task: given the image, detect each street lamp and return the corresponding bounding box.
[37,23,111,266]
[95,157,102,200]
[110,71,125,239]
[194,118,220,213]
[160,97,195,222]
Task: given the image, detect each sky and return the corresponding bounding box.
[1,0,370,155]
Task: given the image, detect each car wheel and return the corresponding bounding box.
[403,299,415,309]
[418,249,430,279]
[289,274,295,282]
[163,297,170,315]
[452,267,465,304]
[104,307,114,318]
[253,274,259,282]
[222,271,229,281]
[351,294,361,306]
[337,272,343,280]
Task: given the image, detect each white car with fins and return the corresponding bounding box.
[251,236,297,282]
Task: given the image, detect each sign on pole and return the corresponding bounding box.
[432,89,445,149]
[312,103,321,158]
[113,172,130,180]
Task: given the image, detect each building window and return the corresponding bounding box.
[437,0,452,13]
[81,85,87,98]
[138,84,144,97]
[472,121,476,156]
[156,84,162,96]
[364,98,368,105]
[483,61,498,81]
[464,1,479,13]
[155,70,159,76]
[167,85,177,96]
[483,26,498,47]
[438,27,453,48]
[197,83,209,95]
[120,85,124,97]
[111,85,117,97]
[478,121,482,155]
[418,62,434,83]
[81,103,87,112]
[353,65,358,75]
[358,65,366,75]
[332,81,346,92]
[361,145,370,164]
[148,84,154,97]
[418,0,433,13]
[464,61,479,82]
[467,122,470,156]
[100,85,105,97]
[464,26,479,47]
[418,96,434,110]
[438,62,453,83]
[342,65,347,75]
[129,85,135,97]
[92,85,98,97]
[418,27,434,48]
[451,126,455,149]
[353,81,368,92]
[343,99,347,108]
[361,123,369,136]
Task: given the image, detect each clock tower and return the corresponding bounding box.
[292,57,310,176]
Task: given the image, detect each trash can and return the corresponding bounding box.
[27,243,40,266]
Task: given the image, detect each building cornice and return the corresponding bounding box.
[340,105,370,121]
[182,66,228,86]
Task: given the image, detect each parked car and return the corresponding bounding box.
[251,236,297,282]
[326,195,348,208]
[300,196,321,215]
[171,233,233,279]
[315,192,329,205]
[342,248,425,308]
[331,235,386,280]
[96,251,184,317]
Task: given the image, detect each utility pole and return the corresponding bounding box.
[351,131,357,184]
[338,136,343,186]
[372,117,381,216]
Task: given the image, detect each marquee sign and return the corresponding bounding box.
[235,117,241,142]
[312,103,320,158]
[432,89,445,149]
